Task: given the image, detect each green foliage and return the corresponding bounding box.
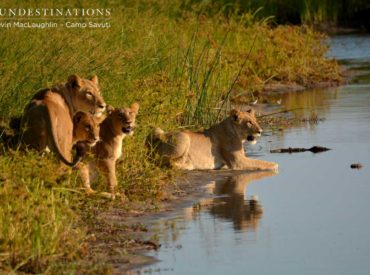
[0,151,86,273]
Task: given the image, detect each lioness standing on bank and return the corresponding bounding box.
[147,109,278,171]
[20,74,106,166]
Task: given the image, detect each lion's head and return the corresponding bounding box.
[108,103,139,136]
[73,111,100,147]
[229,108,262,144]
[66,74,106,117]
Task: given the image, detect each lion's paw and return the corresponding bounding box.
[85,187,97,195]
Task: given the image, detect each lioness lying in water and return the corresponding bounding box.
[147,109,278,171]
[78,103,139,198]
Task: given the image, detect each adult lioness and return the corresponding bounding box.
[79,103,139,198]
[147,109,278,171]
[20,75,106,166]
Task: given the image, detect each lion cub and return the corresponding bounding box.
[147,108,278,171]
[78,103,139,198]
[72,111,100,146]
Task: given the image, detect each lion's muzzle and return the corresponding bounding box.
[122,126,133,134]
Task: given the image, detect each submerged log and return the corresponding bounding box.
[270,146,331,154]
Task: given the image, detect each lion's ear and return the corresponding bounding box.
[73,111,84,125]
[247,108,255,116]
[68,75,82,89]
[106,104,115,114]
[130,102,139,114]
[91,75,98,84]
[229,109,240,121]
[95,113,107,124]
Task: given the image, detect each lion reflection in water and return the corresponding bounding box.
[185,171,276,231]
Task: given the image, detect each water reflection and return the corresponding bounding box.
[281,88,339,118]
[184,171,275,232]
[256,87,340,121]
[247,86,342,157]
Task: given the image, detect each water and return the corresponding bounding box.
[137,36,370,275]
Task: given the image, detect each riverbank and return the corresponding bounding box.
[0,0,343,273]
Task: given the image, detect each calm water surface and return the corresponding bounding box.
[137,35,370,275]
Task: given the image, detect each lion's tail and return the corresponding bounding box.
[46,106,81,168]
[145,127,165,152]
[153,127,165,139]
[146,127,164,144]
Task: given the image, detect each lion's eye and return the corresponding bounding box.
[86,92,93,100]
[85,125,92,131]
[247,122,252,127]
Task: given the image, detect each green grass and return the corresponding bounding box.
[0,151,87,273]
[0,0,342,272]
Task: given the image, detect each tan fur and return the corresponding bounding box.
[20,75,106,166]
[148,108,278,171]
[73,112,100,146]
[79,103,139,197]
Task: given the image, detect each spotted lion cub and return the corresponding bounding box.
[78,103,139,198]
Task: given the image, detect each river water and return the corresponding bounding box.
[136,35,370,275]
